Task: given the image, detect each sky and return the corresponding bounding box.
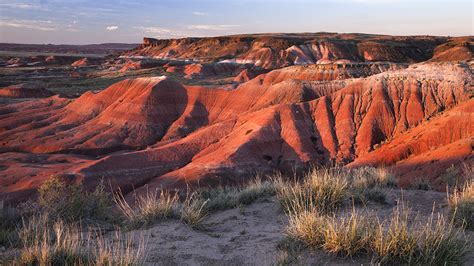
[0,0,472,44]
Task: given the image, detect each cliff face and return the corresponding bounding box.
[127,34,454,68]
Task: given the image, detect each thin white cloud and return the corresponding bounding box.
[193,11,207,16]
[134,26,185,38]
[0,19,56,31]
[0,3,38,9]
[106,25,119,31]
[187,24,240,30]
[134,26,171,34]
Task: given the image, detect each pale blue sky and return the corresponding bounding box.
[0,0,472,44]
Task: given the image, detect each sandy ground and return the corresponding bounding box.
[1,189,471,265]
[117,189,474,265]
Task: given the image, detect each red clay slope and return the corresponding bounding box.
[1,62,471,202]
[0,84,55,98]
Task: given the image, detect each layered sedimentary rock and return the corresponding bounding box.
[0,61,472,201]
[128,33,450,68]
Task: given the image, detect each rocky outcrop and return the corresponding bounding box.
[126,34,456,68]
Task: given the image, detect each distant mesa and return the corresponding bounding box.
[127,34,473,69]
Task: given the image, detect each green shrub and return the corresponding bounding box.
[197,186,239,211]
[197,177,276,211]
[350,166,397,189]
[38,177,113,222]
[353,187,387,205]
[237,177,275,205]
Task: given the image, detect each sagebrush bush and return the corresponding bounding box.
[114,188,179,227]
[350,166,397,189]
[237,177,276,205]
[449,179,474,230]
[38,177,113,222]
[353,187,387,205]
[195,186,239,211]
[197,177,275,211]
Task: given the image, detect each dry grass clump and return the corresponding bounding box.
[92,231,148,265]
[276,168,349,214]
[287,208,373,257]
[0,202,22,247]
[180,192,209,229]
[322,211,374,256]
[370,207,418,263]
[285,205,469,264]
[17,215,87,265]
[449,178,474,230]
[15,214,147,265]
[114,188,179,227]
[415,213,468,265]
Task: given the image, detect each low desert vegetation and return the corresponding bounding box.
[449,178,474,230]
[15,214,147,265]
[179,192,209,229]
[277,166,471,264]
[2,166,472,265]
[113,176,276,229]
[0,177,147,264]
[285,205,469,264]
[275,166,395,214]
[0,203,22,247]
[350,166,397,189]
[196,176,276,211]
[114,189,179,228]
[37,177,114,223]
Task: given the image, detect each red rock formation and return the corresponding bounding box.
[430,37,473,62]
[71,57,102,67]
[126,34,454,68]
[0,84,55,98]
[0,62,471,202]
